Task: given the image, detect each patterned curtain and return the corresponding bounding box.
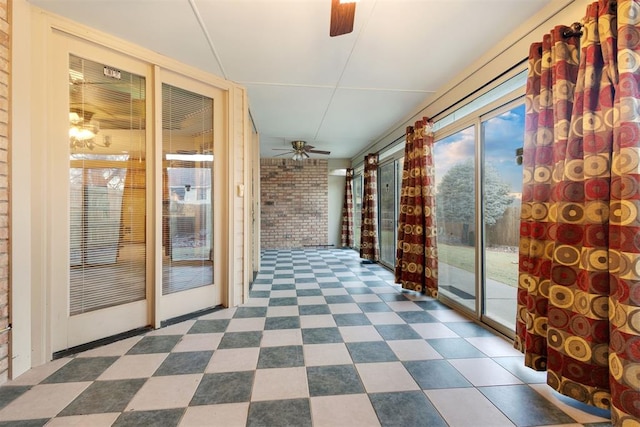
[516,1,640,423]
[395,118,438,297]
[340,168,354,248]
[360,154,379,261]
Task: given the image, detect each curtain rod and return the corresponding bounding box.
[369,57,529,158]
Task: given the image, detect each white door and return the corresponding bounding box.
[157,71,223,321]
[50,34,152,353]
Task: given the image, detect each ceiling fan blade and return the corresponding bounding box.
[273,152,292,157]
[272,148,293,151]
[303,152,310,158]
[308,150,331,155]
[330,0,356,37]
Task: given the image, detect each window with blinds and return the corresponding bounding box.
[162,83,214,295]
[69,54,147,315]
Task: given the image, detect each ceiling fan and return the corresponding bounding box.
[330,0,357,37]
[273,140,331,160]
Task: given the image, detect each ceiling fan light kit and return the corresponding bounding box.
[272,140,331,161]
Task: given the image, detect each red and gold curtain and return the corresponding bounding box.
[395,118,438,297]
[516,1,640,422]
[340,168,354,248]
[360,154,379,261]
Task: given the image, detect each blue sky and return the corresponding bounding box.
[433,104,525,197]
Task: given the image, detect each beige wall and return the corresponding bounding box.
[0,0,8,383]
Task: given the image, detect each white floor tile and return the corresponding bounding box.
[410,322,459,339]
[310,394,381,427]
[125,374,202,411]
[251,367,309,401]
[226,317,266,332]
[98,353,168,380]
[180,403,249,427]
[425,388,515,427]
[449,358,523,386]
[46,413,121,427]
[356,362,419,393]
[299,315,336,329]
[465,336,523,357]
[387,339,443,361]
[172,333,223,352]
[303,343,353,366]
[206,348,260,373]
[339,325,383,342]
[0,382,91,420]
[261,329,303,347]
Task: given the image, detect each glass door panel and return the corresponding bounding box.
[162,84,214,294]
[64,52,148,350]
[379,161,396,267]
[482,104,525,331]
[434,126,476,311]
[158,77,220,322]
[353,173,363,250]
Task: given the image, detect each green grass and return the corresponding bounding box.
[437,243,519,288]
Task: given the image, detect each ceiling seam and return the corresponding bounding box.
[313,0,378,142]
[188,0,227,79]
[239,81,435,94]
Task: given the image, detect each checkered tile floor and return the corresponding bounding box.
[0,249,611,426]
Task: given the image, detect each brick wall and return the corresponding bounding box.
[260,158,328,249]
[0,0,9,382]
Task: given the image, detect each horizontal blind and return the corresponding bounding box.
[69,54,146,315]
[162,83,214,295]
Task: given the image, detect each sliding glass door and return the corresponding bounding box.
[481,103,524,331]
[434,126,477,312]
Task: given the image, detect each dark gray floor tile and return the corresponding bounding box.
[369,391,448,427]
[59,379,146,415]
[347,341,397,363]
[252,278,273,284]
[363,280,390,288]
[187,319,230,334]
[272,284,295,290]
[319,282,343,289]
[294,277,318,284]
[247,398,311,427]
[301,327,343,344]
[218,331,263,349]
[41,357,118,383]
[307,365,364,396]
[445,321,497,337]
[412,300,449,311]
[0,386,31,410]
[346,287,374,294]
[234,307,268,318]
[404,359,472,389]
[358,302,392,312]
[190,371,254,405]
[249,291,270,298]
[0,420,49,427]
[315,273,337,278]
[333,313,371,326]
[426,338,487,358]
[296,289,323,297]
[258,346,304,368]
[269,297,298,306]
[479,385,577,426]
[397,310,438,324]
[112,408,185,427]
[265,316,300,330]
[153,351,213,376]
[324,295,355,304]
[375,324,422,340]
[377,292,410,302]
[299,304,331,315]
[126,335,181,355]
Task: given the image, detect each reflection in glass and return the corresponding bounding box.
[68,55,146,315]
[379,161,397,267]
[482,105,524,330]
[162,84,214,295]
[353,173,363,249]
[434,126,476,311]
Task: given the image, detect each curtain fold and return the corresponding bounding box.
[360,154,379,261]
[340,168,354,248]
[516,1,640,422]
[395,118,438,297]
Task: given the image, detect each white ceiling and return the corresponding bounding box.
[29,0,558,160]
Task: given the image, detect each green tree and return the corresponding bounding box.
[437,160,513,244]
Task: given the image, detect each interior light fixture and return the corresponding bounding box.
[69,109,110,150]
[292,153,305,161]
